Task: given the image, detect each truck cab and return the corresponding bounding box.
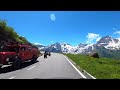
[0,42,40,69]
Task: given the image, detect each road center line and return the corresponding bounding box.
[63,55,87,79]
[9,76,15,79]
[27,66,36,70]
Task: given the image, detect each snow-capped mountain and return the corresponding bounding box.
[46,42,62,52]
[60,42,77,53]
[36,42,95,54]
[35,36,120,54]
[96,36,120,50]
[33,43,47,51]
[75,44,94,54]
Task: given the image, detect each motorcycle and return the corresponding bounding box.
[44,51,48,58]
[44,54,47,58]
[48,52,51,56]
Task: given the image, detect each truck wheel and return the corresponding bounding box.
[0,66,2,70]
[31,56,37,63]
[12,58,22,69]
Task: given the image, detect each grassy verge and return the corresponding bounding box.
[64,53,120,79]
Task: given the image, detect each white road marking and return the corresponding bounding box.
[63,55,87,79]
[27,66,36,70]
[39,61,43,64]
[83,70,96,79]
[9,76,15,79]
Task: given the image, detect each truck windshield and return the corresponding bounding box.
[0,46,19,52]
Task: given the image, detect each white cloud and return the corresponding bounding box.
[96,37,101,42]
[114,30,120,35]
[51,41,54,43]
[34,43,43,45]
[113,27,120,34]
[112,28,116,30]
[50,13,56,21]
[86,33,101,44]
[113,29,120,40]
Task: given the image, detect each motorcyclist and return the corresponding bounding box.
[48,52,51,56]
[44,51,48,58]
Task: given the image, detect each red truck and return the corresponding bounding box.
[0,42,40,69]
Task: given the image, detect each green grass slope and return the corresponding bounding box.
[64,53,120,79]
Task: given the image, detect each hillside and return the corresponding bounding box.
[0,19,36,48]
[64,53,120,79]
[94,46,120,59]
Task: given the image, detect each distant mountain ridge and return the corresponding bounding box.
[34,36,120,59]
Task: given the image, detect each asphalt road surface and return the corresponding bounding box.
[0,53,89,79]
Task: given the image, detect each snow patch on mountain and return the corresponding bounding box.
[35,36,120,54]
[96,36,120,50]
[60,42,77,53]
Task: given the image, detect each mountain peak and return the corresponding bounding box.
[103,35,112,39]
[96,35,120,49]
[97,35,113,44]
[35,35,120,54]
[60,42,71,46]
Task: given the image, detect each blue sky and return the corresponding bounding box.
[0,11,120,46]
